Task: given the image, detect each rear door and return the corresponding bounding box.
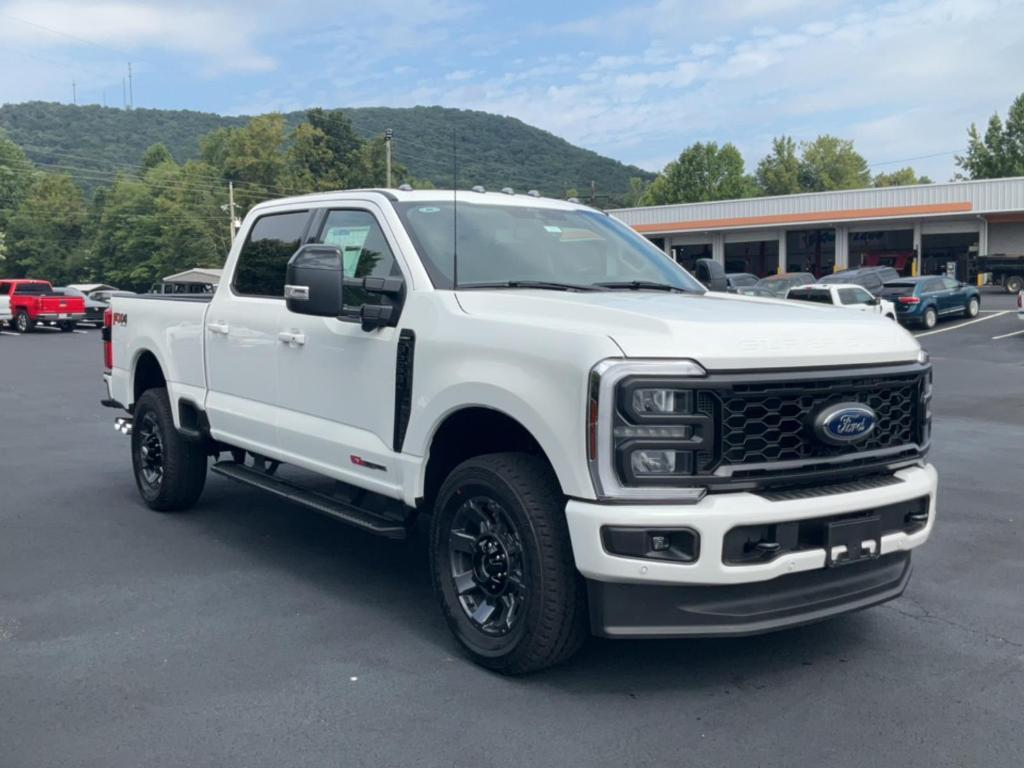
[204,208,312,452]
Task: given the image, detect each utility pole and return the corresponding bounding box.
[122,78,127,109]
[72,80,77,105]
[127,62,134,109]
[228,181,238,242]
[590,180,596,206]
[384,128,393,188]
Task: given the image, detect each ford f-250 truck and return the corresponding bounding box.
[0,279,86,332]
[102,189,937,673]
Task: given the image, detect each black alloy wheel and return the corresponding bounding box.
[448,494,527,637]
[136,410,165,493]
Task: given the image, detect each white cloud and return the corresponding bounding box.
[0,1,275,71]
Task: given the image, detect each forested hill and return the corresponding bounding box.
[0,101,652,202]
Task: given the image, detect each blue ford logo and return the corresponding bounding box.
[814,403,877,445]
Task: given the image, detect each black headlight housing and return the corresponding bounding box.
[587,360,712,502]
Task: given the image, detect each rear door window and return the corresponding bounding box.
[233,211,311,297]
[789,289,833,304]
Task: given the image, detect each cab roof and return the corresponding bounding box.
[249,188,593,214]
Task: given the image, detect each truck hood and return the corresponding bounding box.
[455,289,921,370]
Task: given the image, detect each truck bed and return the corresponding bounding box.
[108,293,211,411]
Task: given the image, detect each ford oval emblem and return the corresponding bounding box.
[814,402,877,445]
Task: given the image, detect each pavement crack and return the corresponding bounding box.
[884,596,1024,650]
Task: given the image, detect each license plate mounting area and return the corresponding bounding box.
[825,514,882,567]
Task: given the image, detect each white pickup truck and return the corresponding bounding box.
[102,189,937,673]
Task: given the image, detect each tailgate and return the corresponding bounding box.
[39,296,85,314]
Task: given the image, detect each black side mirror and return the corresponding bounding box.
[285,244,344,317]
[868,297,880,305]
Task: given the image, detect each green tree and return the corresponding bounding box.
[798,135,871,191]
[6,172,87,281]
[755,136,801,195]
[140,143,174,173]
[640,142,751,205]
[201,113,291,202]
[873,167,932,187]
[627,176,648,206]
[90,158,228,290]
[956,93,1024,178]
[0,130,34,230]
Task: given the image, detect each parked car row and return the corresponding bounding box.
[711,264,981,330]
[0,279,125,333]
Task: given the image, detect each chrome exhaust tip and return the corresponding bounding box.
[114,416,133,436]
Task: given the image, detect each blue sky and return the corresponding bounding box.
[1,0,1023,181]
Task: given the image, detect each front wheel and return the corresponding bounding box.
[922,307,938,330]
[58,321,74,332]
[430,453,588,674]
[964,297,980,318]
[131,387,208,511]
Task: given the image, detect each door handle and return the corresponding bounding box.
[208,321,230,335]
[278,331,306,346]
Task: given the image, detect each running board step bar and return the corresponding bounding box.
[210,461,410,539]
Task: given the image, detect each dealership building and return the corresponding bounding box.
[609,177,1024,280]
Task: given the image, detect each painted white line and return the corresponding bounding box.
[979,309,1008,313]
[0,330,19,336]
[914,311,1010,338]
[992,328,1024,340]
[73,329,89,335]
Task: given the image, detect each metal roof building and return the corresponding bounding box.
[609,177,1024,280]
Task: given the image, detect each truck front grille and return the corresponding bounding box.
[713,369,924,465]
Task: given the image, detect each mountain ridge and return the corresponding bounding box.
[0,101,653,204]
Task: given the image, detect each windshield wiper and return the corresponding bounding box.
[458,280,599,292]
[594,280,694,293]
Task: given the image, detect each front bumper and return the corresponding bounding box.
[566,463,936,636]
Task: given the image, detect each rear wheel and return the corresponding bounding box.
[131,387,208,511]
[1006,275,1023,294]
[58,321,74,332]
[14,310,34,333]
[964,297,980,318]
[922,307,938,330]
[430,453,588,674]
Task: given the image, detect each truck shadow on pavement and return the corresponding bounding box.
[177,474,878,692]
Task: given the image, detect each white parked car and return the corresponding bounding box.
[101,189,936,673]
[787,282,897,320]
[0,286,10,327]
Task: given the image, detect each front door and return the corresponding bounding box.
[275,204,407,496]
[204,208,312,453]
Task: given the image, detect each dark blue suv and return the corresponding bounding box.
[879,276,981,329]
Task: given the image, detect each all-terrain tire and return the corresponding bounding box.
[430,452,588,674]
[131,387,208,512]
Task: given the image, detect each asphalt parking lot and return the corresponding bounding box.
[1,291,1022,768]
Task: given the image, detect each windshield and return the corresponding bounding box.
[754,276,804,296]
[394,201,704,292]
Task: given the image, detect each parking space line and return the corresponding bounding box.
[992,328,1024,340]
[0,331,19,336]
[914,311,1010,338]
[73,330,89,335]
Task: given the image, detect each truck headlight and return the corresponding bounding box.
[588,359,711,502]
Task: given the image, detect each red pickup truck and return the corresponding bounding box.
[0,279,86,333]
